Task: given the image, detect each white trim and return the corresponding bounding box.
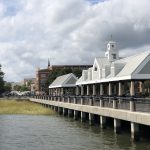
[49,84,76,89]
[76,75,131,85]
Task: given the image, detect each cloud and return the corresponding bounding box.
[0,0,150,82]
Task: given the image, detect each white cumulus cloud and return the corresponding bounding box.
[0,0,150,82]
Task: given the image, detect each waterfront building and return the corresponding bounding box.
[32,41,150,141]
[49,73,78,96]
[76,41,150,97]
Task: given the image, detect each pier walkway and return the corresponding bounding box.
[30,95,150,141]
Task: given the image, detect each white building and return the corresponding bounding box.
[76,41,150,96]
[49,73,78,96]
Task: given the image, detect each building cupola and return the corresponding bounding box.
[105,41,119,62]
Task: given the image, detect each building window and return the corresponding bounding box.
[41,74,46,78]
[112,44,114,48]
[112,54,116,59]
[94,66,97,71]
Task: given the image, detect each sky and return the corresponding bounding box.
[0,0,150,82]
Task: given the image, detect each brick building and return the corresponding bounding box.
[35,61,92,94]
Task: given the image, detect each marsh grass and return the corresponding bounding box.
[0,99,56,115]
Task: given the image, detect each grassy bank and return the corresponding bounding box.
[0,99,55,115]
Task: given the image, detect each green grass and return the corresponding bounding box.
[0,99,56,115]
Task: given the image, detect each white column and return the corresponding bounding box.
[93,84,96,96]
[130,81,135,96]
[114,118,121,133]
[118,82,122,96]
[87,85,90,95]
[100,84,104,96]
[61,88,64,96]
[81,112,86,122]
[63,108,68,116]
[58,107,63,115]
[109,83,112,96]
[76,86,79,95]
[74,110,79,120]
[68,109,73,117]
[131,122,140,141]
[89,113,94,125]
[139,81,144,94]
[100,116,106,129]
[130,81,135,111]
[81,85,84,96]
[74,97,76,104]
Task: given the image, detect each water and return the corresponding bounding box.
[0,115,150,150]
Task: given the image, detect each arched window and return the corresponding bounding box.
[94,66,97,71]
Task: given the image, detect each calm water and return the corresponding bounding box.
[0,115,150,150]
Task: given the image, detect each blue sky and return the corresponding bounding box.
[0,0,150,82]
[0,0,21,16]
[87,0,102,4]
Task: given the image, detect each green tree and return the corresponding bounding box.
[13,85,21,91]
[72,69,82,78]
[20,85,29,92]
[0,64,4,94]
[4,82,11,92]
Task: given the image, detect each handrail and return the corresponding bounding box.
[30,94,150,113]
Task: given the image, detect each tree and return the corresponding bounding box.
[13,85,21,91]
[0,64,4,94]
[4,82,11,92]
[73,69,82,78]
[20,85,29,92]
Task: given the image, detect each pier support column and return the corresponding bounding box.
[68,109,73,117]
[74,110,79,120]
[100,116,106,129]
[81,112,86,122]
[114,119,121,133]
[47,105,50,109]
[89,113,94,126]
[63,108,68,116]
[54,106,58,112]
[131,122,140,141]
[51,106,54,110]
[58,107,63,115]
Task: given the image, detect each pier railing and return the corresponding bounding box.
[31,95,150,113]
